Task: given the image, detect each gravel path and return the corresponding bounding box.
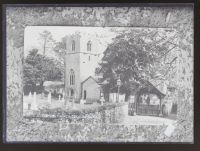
[121,104,176,125]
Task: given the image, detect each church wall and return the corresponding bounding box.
[82,78,101,102]
[79,37,102,82]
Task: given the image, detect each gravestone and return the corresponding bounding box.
[61,92,65,102]
[80,99,86,104]
[100,96,105,105]
[32,92,38,110]
[119,94,125,102]
[48,92,51,104]
[28,92,32,102]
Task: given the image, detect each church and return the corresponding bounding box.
[63,32,104,103]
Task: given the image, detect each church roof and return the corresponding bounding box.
[81,76,101,85]
[81,76,108,86]
[130,79,166,99]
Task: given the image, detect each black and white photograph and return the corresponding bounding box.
[4,5,193,143]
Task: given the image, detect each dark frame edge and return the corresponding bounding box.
[3,3,194,8]
[1,3,196,144]
[2,4,7,144]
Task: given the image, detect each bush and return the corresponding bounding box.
[51,92,63,99]
[24,103,126,125]
[7,118,169,142]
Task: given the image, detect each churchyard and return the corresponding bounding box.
[23,91,175,126]
[23,92,108,114]
[17,91,176,142]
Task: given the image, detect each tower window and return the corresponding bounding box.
[72,40,75,51]
[87,41,91,51]
[69,69,75,85]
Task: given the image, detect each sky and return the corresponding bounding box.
[24,26,177,58]
[24,26,124,57]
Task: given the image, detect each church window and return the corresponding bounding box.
[70,69,75,85]
[72,40,75,51]
[87,41,91,51]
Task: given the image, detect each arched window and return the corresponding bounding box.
[72,40,75,51]
[87,41,91,51]
[69,69,75,85]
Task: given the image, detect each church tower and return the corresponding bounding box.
[64,33,81,101]
[64,32,101,101]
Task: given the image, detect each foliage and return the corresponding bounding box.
[39,30,55,55]
[53,37,67,61]
[24,102,126,120]
[23,49,64,93]
[98,29,177,95]
[9,117,187,142]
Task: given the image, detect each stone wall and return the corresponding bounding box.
[5,5,193,142]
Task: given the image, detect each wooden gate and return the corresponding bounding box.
[128,102,135,116]
[136,104,160,116]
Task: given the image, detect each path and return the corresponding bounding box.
[121,104,176,125]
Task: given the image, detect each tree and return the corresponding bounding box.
[23,49,64,94]
[39,30,55,55]
[98,29,178,96]
[53,37,67,62]
[53,37,67,82]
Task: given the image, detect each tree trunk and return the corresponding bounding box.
[43,38,47,55]
[64,54,67,105]
[39,81,44,92]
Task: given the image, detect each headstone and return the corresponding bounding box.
[100,96,105,105]
[119,94,125,102]
[80,99,86,104]
[32,92,38,110]
[48,92,51,104]
[62,92,65,102]
[109,93,117,103]
[109,93,125,103]
[28,92,32,102]
[41,92,44,98]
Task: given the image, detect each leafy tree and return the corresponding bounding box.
[98,29,177,96]
[53,37,67,62]
[53,37,67,83]
[23,49,64,94]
